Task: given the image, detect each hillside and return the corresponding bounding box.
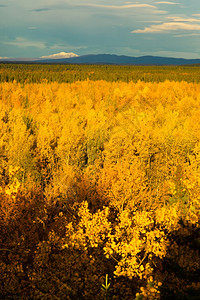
[2,54,200,65]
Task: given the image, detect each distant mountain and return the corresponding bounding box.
[1,54,200,65]
[32,54,200,65]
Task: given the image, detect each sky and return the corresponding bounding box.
[1,0,200,59]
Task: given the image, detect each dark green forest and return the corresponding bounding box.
[1,63,200,83]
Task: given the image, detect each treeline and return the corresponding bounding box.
[0,80,200,299]
[1,63,200,83]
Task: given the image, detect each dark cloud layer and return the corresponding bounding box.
[32,8,51,12]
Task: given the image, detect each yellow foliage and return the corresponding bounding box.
[0,79,200,299]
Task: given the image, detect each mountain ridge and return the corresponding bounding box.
[1,54,200,65]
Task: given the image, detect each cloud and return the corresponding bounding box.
[0,4,7,7]
[40,52,79,59]
[0,57,9,60]
[136,21,163,23]
[146,10,168,14]
[79,4,156,9]
[79,3,168,15]
[166,16,200,22]
[132,22,200,33]
[28,27,38,30]
[3,37,46,49]
[32,8,50,12]
[192,14,200,17]
[156,1,179,4]
[174,33,200,37]
[50,44,87,50]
